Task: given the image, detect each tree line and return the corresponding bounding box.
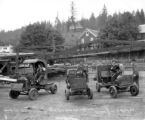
[0,5,145,47]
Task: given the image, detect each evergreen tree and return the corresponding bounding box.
[89,13,97,29]
[55,14,62,32]
[140,9,145,24]
[80,18,90,29]
[135,9,145,25]
[98,12,139,41]
[96,4,108,30]
[20,22,64,48]
[70,1,76,31]
[135,10,142,25]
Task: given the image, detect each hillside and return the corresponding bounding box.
[0,28,24,45]
[62,30,82,48]
[0,27,82,48]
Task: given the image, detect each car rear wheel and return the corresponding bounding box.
[45,84,51,92]
[96,83,101,92]
[130,83,139,96]
[50,84,57,94]
[65,89,70,100]
[9,90,20,99]
[87,88,93,99]
[28,88,38,100]
[109,86,117,98]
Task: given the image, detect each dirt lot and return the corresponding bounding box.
[0,71,145,120]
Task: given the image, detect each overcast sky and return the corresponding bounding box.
[0,0,145,31]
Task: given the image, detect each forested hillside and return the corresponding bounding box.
[0,5,145,47]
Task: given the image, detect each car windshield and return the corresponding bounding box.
[18,63,34,75]
[101,71,111,77]
[68,70,76,75]
[19,63,30,68]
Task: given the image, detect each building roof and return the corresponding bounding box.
[86,28,99,37]
[139,24,145,33]
[79,28,99,39]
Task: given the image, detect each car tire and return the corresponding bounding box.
[130,83,139,96]
[9,90,20,99]
[109,86,117,98]
[65,89,70,100]
[50,84,57,94]
[96,83,101,92]
[28,88,38,100]
[87,88,93,99]
[45,84,51,92]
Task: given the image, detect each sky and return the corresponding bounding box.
[0,0,145,31]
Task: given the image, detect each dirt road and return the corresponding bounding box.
[0,71,145,120]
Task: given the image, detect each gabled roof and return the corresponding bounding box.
[86,28,99,37]
[139,24,145,33]
[79,28,99,39]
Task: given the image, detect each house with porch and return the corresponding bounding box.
[77,28,102,51]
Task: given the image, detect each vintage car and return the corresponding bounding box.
[65,68,93,100]
[94,64,139,98]
[9,59,57,100]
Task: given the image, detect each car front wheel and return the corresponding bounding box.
[9,90,20,99]
[28,88,38,100]
[130,83,139,96]
[109,86,117,98]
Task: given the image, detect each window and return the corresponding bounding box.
[86,32,89,36]
[82,48,84,51]
[90,46,94,50]
[90,37,94,41]
[81,38,84,44]
[77,49,80,52]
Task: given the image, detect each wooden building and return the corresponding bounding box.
[138,24,145,40]
[77,28,103,51]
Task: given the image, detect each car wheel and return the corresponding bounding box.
[130,84,139,96]
[45,84,51,92]
[50,84,57,94]
[28,88,38,100]
[96,83,101,92]
[87,88,93,99]
[65,89,70,100]
[9,90,20,99]
[109,86,117,98]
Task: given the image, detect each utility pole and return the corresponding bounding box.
[70,1,76,32]
[129,38,133,61]
[52,35,56,54]
[15,47,19,78]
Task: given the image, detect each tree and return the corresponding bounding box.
[19,22,65,51]
[66,18,72,32]
[135,9,145,25]
[98,12,139,41]
[70,1,77,31]
[20,22,46,47]
[55,14,62,32]
[96,4,108,30]
[98,16,120,40]
[80,18,90,29]
[45,28,64,46]
[0,39,4,45]
[140,9,145,24]
[118,12,139,40]
[89,13,97,29]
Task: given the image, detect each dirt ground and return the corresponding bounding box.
[0,71,145,120]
